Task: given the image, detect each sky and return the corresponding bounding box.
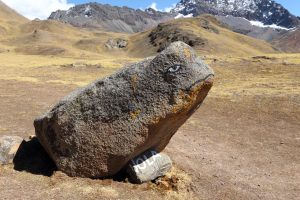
[2,0,300,20]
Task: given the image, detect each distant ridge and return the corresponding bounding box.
[49,3,175,33]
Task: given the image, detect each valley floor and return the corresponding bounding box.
[0,52,299,200]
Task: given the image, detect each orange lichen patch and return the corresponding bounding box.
[184,48,192,60]
[130,109,141,119]
[171,81,206,114]
[151,116,161,124]
[131,74,138,93]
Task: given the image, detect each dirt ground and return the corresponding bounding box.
[0,54,299,200]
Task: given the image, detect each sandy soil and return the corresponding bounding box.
[0,55,299,199]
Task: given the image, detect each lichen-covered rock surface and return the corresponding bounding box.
[34,42,214,178]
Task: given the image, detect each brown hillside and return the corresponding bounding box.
[1,19,130,56]
[0,1,28,33]
[272,28,300,53]
[127,15,277,57]
[0,1,27,22]
[0,1,27,51]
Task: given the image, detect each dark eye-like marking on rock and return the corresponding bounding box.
[168,64,182,73]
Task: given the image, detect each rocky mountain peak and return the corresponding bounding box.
[49,3,174,33]
[171,0,300,28]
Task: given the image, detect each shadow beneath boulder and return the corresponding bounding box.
[110,167,131,183]
[13,137,57,176]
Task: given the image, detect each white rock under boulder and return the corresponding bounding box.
[127,150,172,183]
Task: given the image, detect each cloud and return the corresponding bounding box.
[2,0,74,20]
[148,2,176,13]
[148,2,158,11]
[164,3,176,12]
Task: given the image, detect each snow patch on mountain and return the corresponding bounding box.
[249,20,291,30]
[84,5,92,18]
[175,13,194,19]
[290,27,299,32]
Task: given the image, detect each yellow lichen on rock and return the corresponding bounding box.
[131,74,139,93]
[130,109,141,119]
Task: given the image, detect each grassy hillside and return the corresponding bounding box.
[1,19,131,56]
[128,15,276,57]
[0,0,28,52]
[0,1,27,22]
[0,1,28,34]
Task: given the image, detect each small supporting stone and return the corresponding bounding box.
[0,136,23,165]
[127,150,172,183]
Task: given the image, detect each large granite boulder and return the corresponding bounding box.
[34,42,214,178]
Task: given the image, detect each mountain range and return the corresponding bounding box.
[49,0,300,34]
[0,0,299,53]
